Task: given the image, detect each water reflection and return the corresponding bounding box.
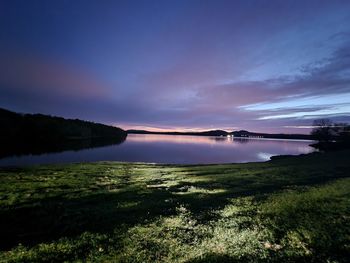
[257,152,276,161]
[127,134,224,144]
[230,138,250,144]
[0,134,315,166]
[0,137,126,159]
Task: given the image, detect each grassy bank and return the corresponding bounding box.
[0,150,349,262]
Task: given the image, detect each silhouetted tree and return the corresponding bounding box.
[334,123,350,143]
[311,119,350,143]
[311,119,334,142]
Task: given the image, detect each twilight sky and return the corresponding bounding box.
[1,0,350,133]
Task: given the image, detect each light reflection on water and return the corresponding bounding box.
[0,134,315,166]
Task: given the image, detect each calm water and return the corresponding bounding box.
[0,134,315,166]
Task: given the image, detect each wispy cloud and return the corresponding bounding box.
[1,0,350,133]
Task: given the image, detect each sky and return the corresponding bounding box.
[1,0,350,134]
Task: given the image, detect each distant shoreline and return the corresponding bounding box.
[129,133,315,142]
[127,129,314,141]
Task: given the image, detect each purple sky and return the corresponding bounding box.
[1,0,350,133]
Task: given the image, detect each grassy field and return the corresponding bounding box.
[0,150,349,262]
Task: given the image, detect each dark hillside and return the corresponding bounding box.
[0,108,127,158]
[127,129,229,136]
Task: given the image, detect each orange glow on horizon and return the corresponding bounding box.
[126,133,233,145]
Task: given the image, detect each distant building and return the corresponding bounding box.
[231,130,264,138]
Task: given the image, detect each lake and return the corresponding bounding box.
[0,134,316,166]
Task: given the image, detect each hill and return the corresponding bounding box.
[127,129,229,136]
[0,108,127,158]
[127,129,314,140]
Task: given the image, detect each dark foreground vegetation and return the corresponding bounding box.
[0,108,127,158]
[310,119,350,152]
[1,150,349,262]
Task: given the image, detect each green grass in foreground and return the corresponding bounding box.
[0,150,350,262]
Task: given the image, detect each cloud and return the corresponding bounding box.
[194,38,350,125]
[0,53,112,100]
[1,1,350,133]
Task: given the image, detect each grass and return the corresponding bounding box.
[0,150,349,262]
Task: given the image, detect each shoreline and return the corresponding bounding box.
[0,149,322,169]
[0,148,321,168]
[1,149,349,262]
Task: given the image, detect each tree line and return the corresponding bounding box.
[0,108,127,157]
[311,119,350,142]
[0,108,127,141]
[311,119,350,150]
